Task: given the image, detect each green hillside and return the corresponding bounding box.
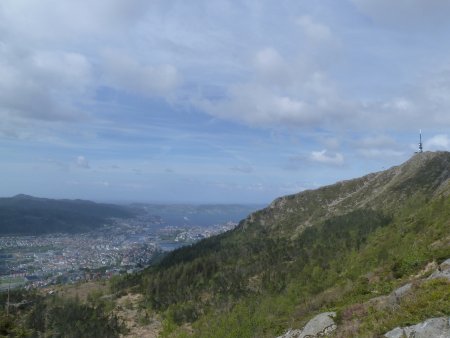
[0,195,134,235]
[127,151,450,337]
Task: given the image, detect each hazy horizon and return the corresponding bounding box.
[0,193,265,206]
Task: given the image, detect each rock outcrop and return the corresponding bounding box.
[391,282,413,300]
[428,258,450,281]
[384,317,450,338]
[276,312,337,338]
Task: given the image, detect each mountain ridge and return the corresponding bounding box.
[0,195,134,235]
[240,151,450,236]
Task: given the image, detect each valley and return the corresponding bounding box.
[0,204,254,291]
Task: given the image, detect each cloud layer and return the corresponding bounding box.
[2,1,450,203]
[2,1,450,133]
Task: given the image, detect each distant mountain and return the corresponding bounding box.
[0,195,134,235]
[122,151,450,337]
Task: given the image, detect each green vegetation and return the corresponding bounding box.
[0,288,126,337]
[153,194,449,337]
[140,209,390,313]
[358,279,450,336]
[0,194,133,234]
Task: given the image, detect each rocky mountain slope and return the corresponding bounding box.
[242,151,450,236]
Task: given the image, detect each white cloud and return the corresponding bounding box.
[310,150,344,166]
[255,48,284,73]
[31,51,92,92]
[0,45,92,121]
[424,134,450,151]
[190,4,450,134]
[76,156,90,169]
[198,84,310,126]
[4,0,446,136]
[197,46,450,132]
[0,0,178,129]
[197,40,347,129]
[101,50,181,96]
[297,16,332,42]
[0,0,150,43]
[371,67,450,130]
[382,97,414,112]
[254,47,290,84]
[1,0,450,162]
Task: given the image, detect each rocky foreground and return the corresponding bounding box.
[277,258,450,338]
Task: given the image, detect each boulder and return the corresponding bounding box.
[276,328,302,338]
[372,282,413,309]
[384,317,450,338]
[391,282,412,299]
[300,312,337,337]
[276,312,337,338]
[440,258,450,270]
[428,269,450,280]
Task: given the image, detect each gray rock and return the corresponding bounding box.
[440,258,450,270]
[428,269,450,281]
[276,328,302,338]
[427,258,450,281]
[276,312,337,338]
[384,317,450,338]
[299,312,336,337]
[392,282,412,299]
[384,327,405,338]
[378,282,413,308]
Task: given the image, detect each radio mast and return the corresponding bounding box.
[418,129,423,153]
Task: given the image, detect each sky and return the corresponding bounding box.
[1,0,450,204]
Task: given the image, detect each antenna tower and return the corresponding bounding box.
[418,129,423,153]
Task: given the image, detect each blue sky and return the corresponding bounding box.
[1,0,450,204]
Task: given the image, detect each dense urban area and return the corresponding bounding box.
[0,214,237,291]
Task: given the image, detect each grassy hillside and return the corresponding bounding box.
[0,195,134,235]
[125,151,450,337]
